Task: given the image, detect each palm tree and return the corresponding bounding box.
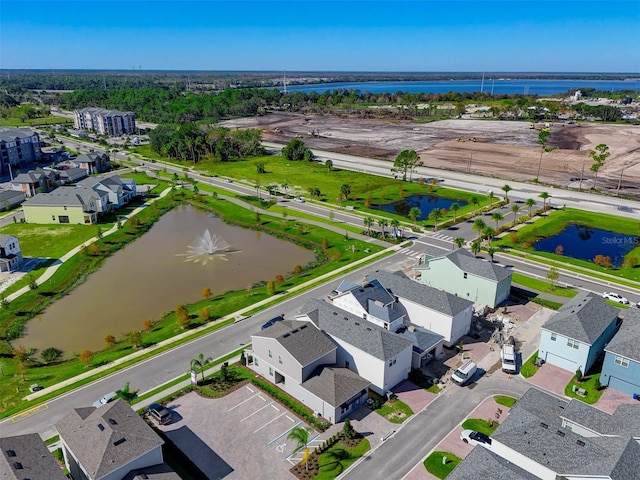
[470,241,482,257]
[390,218,401,238]
[488,190,495,207]
[450,202,460,223]
[491,212,504,230]
[429,208,442,231]
[377,218,388,237]
[281,181,289,196]
[525,198,536,217]
[511,204,521,225]
[340,184,351,201]
[190,353,212,383]
[539,191,550,211]
[325,159,333,172]
[364,216,374,236]
[472,218,486,237]
[482,226,496,242]
[409,207,422,227]
[501,184,512,202]
[288,426,312,470]
[470,196,479,214]
[536,129,550,182]
[454,237,465,249]
[487,246,496,261]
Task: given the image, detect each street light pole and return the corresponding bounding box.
[616,168,625,197]
[578,160,585,191]
[468,151,473,173]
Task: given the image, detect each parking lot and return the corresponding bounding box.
[158,387,316,479]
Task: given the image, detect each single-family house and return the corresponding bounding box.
[74,153,111,175]
[296,299,413,395]
[11,169,59,197]
[538,291,619,374]
[23,188,99,224]
[248,319,370,423]
[449,387,640,480]
[600,309,640,396]
[59,167,89,184]
[0,433,67,480]
[366,270,474,347]
[0,234,22,272]
[415,248,512,308]
[0,189,25,210]
[78,176,137,210]
[56,399,169,480]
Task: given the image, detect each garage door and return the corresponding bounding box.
[608,376,640,396]
[544,352,577,373]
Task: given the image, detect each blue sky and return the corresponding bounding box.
[1,1,638,72]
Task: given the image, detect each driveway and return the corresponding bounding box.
[158,387,313,479]
[524,362,573,397]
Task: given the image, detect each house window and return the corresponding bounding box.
[550,333,557,341]
[255,358,259,366]
[278,355,283,365]
[463,272,468,279]
[52,215,55,221]
[389,358,396,367]
[345,360,350,369]
[64,206,67,210]
[567,339,579,349]
[268,349,272,358]
[269,367,273,376]
[614,355,629,368]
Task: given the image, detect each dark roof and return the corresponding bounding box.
[429,248,512,282]
[0,433,67,480]
[55,399,163,479]
[302,365,370,407]
[255,320,336,366]
[350,279,395,309]
[76,152,108,164]
[335,279,359,293]
[23,187,98,208]
[397,325,444,353]
[366,270,474,317]
[560,398,640,437]
[122,463,180,480]
[605,309,640,362]
[492,388,640,479]
[13,171,44,184]
[0,189,25,202]
[542,291,619,344]
[0,127,38,142]
[447,446,540,480]
[299,299,413,361]
[366,299,404,323]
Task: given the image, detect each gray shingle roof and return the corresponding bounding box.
[0,189,25,202]
[77,107,134,117]
[427,248,512,281]
[492,387,640,479]
[256,320,336,366]
[605,309,640,362]
[542,291,619,344]
[447,446,540,480]
[13,171,43,184]
[335,279,359,293]
[560,397,640,437]
[366,270,474,317]
[397,325,443,353]
[23,186,98,209]
[55,399,164,480]
[122,463,180,480]
[76,152,108,164]
[350,279,395,309]
[366,299,404,323]
[302,365,370,407]
[299,299,413,361]
[0,433,67,480]
[0,127,38,142]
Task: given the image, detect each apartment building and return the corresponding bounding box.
[73,108,136,136]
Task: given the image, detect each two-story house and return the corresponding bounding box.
[74,153,111,175]
[415,248,512,308]
[600,309,640,396]
[0,433,67,480]
[0,234,23,272]
[23,188,99,225]
[11,169,58,197]
[538,291,619,374]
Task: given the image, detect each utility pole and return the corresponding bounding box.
[616,168,625,197]
[578,160,585,191]
[468,151,473,173]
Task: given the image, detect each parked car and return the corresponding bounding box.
[501,343,517,374]
[147,403,172,425]
[451,360,477,386]
[460,430,492,447]
[92,391,118,408]
[223,178,233,183]
[261,314,284,330]
[603,292,629,304]
[636,301,640,309]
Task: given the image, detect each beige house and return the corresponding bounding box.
[23,188,98,224]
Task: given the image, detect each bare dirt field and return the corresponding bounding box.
[221,114,640,197]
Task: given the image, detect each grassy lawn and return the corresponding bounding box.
[494,395,517,408]
[461,418,498,436]
[493,208,640,282]
[512,272,578,298]
[565,373,605,404]
[0,115,72,127]
[424,451,461,479]
[314,439,371,480]
[377,399,414,423]
[520,351,540,378]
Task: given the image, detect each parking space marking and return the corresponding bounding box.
[240,401,274,422]
[268,421,302,445]
[228,392,261,412]
[254,412,287,433]
[271,404,280,412]
[246,386,255,393]
[285,415,295,423]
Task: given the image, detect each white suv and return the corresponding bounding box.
[603,292,629,304]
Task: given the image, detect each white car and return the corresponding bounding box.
[460,430,492,447]
[293,196,305,203]
[603,292,629,304]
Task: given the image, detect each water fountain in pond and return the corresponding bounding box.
[177,229,239,265]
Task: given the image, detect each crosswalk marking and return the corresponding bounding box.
[427,232,455,242]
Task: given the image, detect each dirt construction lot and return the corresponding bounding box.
[222,114,640,197]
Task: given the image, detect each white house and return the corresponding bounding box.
[55,399,169,480]
[0,234,22,272]
[366,270,474,347]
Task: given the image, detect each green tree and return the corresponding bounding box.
[487,246,496,261]
[491,212,504,230]
[128,330,143,348]
[454,237,465,249]
[364,216,374,236]
[27,273,38,291]
[340,184,351,200]
[104,335,117,349]
[488,190,495,206]
[325,159,333,171]
[41,347,63,364]
[470,196,479,213]
[391,149,422,181]
[378,218,388,237]
[470,241,482,256]
[482,226,496,242]
[256,163,266,174]
[472,218,486,237]
[428,208,442,231]
[547,266,560,289]
[536,129,550,182]
[539,191,550,211]
[511,204,521,225]
[450,202,460,223]
[343,418,355,439]
[525,198,536,217]
[390,218,401,238]
[282,138,310,161]
[589,143,610,190]
[409,207,422,227]
[501,184,512,202]
[287,425,312,462]
[190,353,213,383]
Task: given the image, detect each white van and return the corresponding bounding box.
[451,360,477,386]
[501,344,517,373]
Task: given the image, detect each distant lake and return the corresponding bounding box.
[373,195,467,221]
[533,224,639,267]
[283,79,640,95]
